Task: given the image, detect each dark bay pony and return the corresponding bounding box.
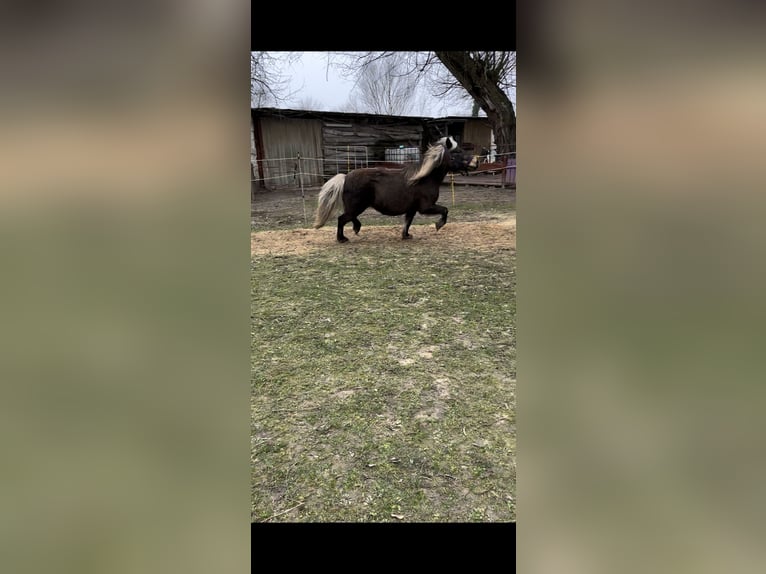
[313,136,478,242]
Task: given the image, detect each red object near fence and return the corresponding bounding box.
[504,155,516,187]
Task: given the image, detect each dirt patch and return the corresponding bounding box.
[251,214,516,257]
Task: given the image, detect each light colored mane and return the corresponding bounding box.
[406,138,452,185]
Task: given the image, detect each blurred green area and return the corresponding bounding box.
[5,0,766,570]
[520,3,766,573]
[0,1,250,573]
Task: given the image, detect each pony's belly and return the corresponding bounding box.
[374,206,406,216]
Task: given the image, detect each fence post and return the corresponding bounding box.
[501,152,507,189]
[298,153,307,226]
[251,162,256,203]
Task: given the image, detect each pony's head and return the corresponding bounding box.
[438,136,479,175]
[407,136,478,184]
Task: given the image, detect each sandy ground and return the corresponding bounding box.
[251,186,516,257]
[251,214,516,257]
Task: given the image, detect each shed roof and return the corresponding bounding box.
[251,107,486,124]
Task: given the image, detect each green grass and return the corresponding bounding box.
[251,237,516,522]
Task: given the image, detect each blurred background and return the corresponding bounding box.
[519,1,766,573]
[0,1,249,572]
[3,0,766,571]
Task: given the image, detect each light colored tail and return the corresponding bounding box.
[313,174,346,229]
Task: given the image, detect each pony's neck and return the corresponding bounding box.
[407,144,451,185]
[426,163,450,183]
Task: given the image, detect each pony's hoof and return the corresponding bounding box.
[402,234,412,240]
[338,237,349,243]
[435,222,446,231]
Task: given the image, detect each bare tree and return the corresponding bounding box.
[433,52,516,155]
[293,95,326,111]
[350,54,423,116]
[250,52,300,107]
[333,97,362,113]
[333,52,516,154]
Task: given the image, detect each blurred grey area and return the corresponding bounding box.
[0,1,250,573]
[520,1,766,573]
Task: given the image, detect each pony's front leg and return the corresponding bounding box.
[420,204,449,230]
[401,209,417,239]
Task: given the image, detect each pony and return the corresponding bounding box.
[313,136,478,242]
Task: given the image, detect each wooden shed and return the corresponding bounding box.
[427,116,493,156]
[251,108,495,191]
[251,110,325,189]
[252,108,429,189]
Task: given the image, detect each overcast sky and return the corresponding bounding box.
[272,52,515,118]
[283,52,357,112]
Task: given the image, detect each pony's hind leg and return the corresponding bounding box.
[420,204,449,230]
[352,218,362,235]
[401,208,417,239]
[337,213,358,243]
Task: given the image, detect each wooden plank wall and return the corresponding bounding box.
[462,119,492,153]
[259,117,324,188]
[322,120,424,177]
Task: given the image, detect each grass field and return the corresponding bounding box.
[251,186,516,522]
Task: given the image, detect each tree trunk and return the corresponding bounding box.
[434,52,516,157]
